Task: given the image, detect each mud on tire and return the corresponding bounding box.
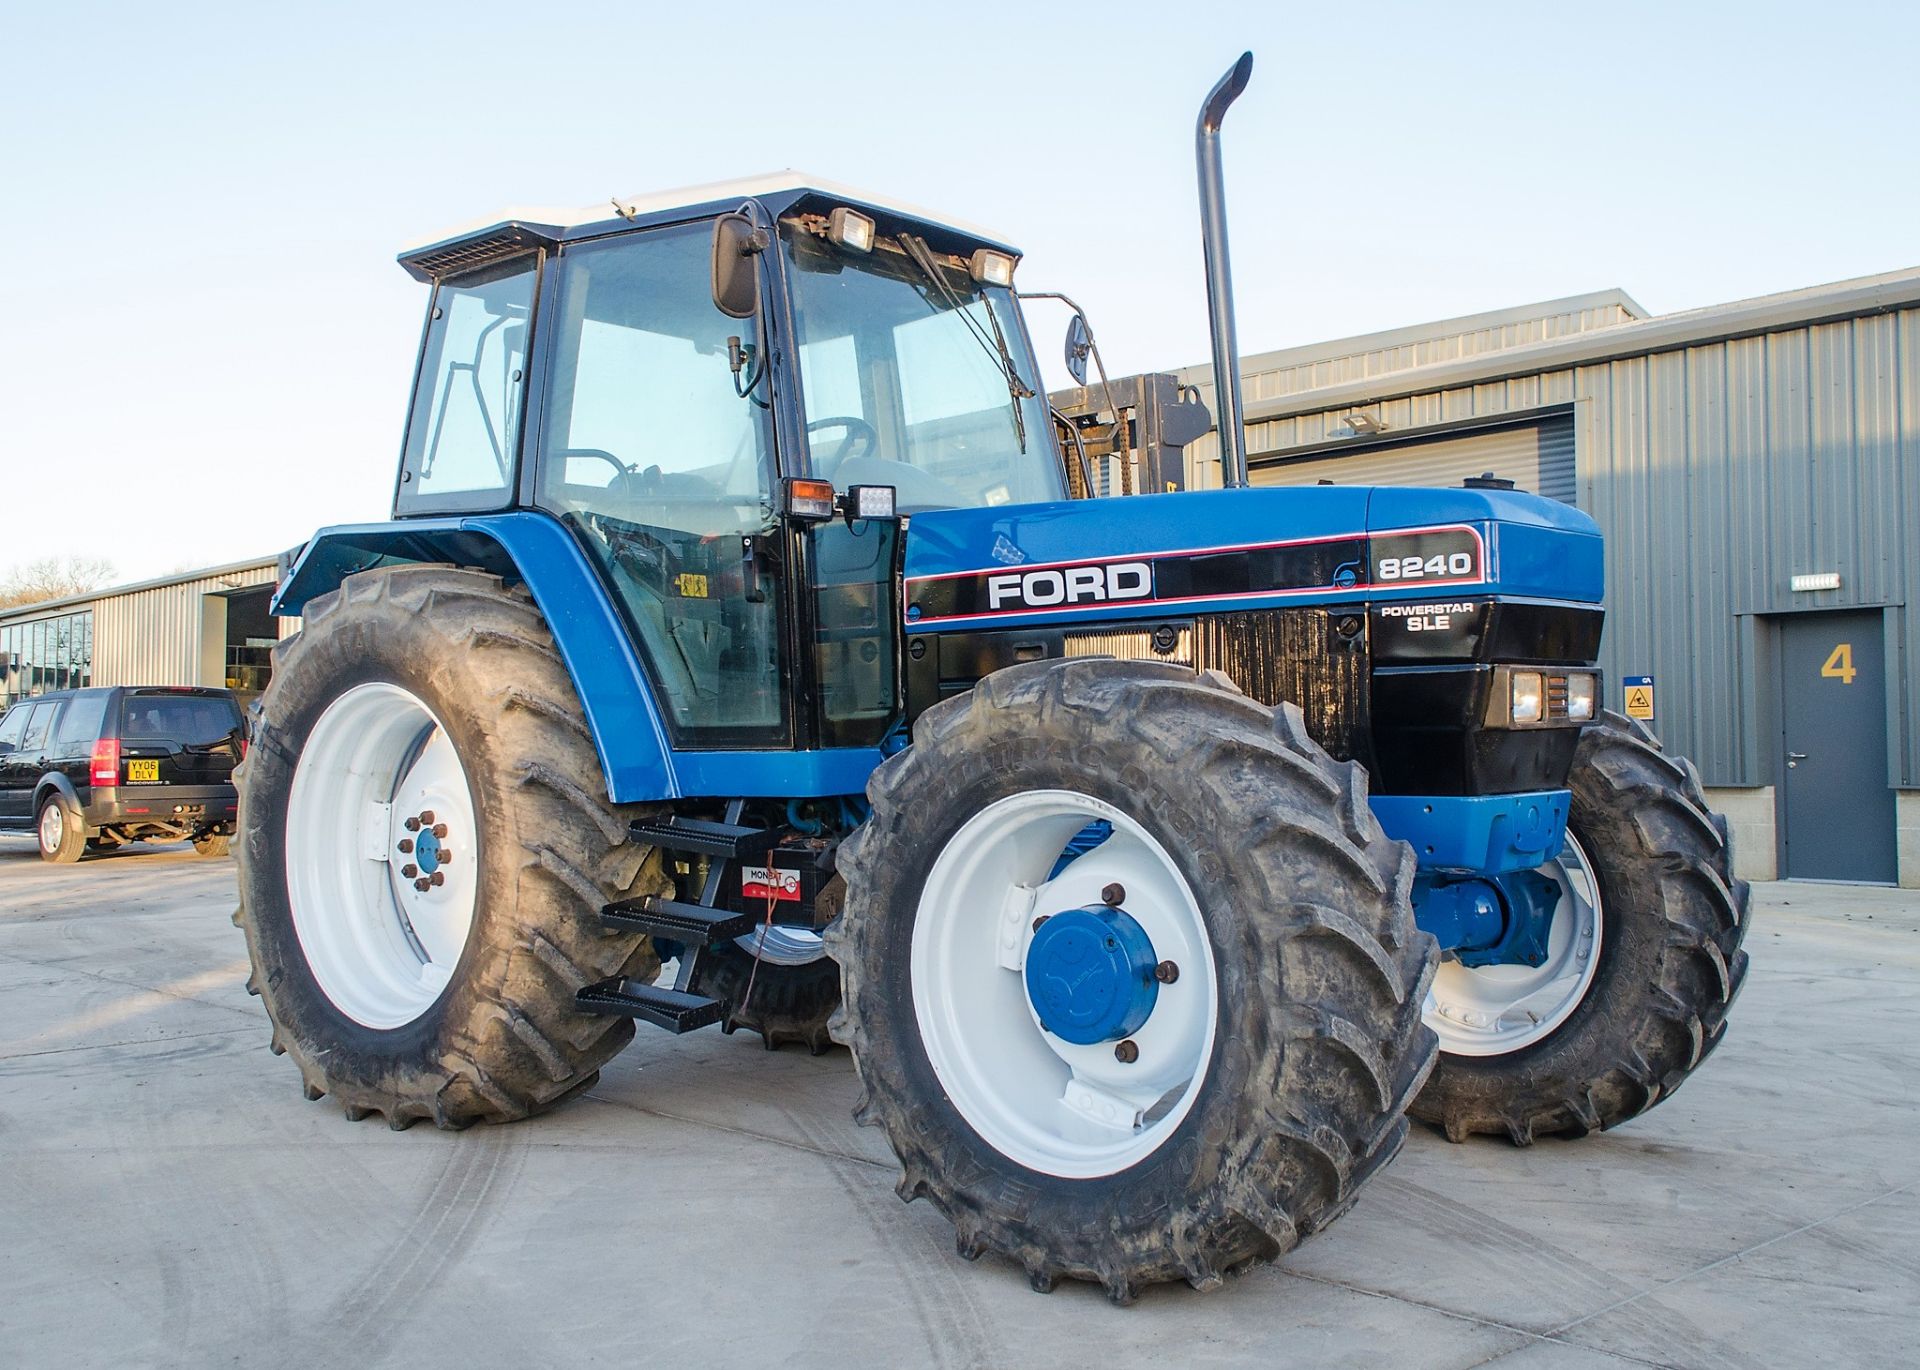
[234,565,665,1130]
[828,658,1438,1302]
[1413,709,1751,1144]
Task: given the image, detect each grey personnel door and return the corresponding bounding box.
[1778,611,1897,883]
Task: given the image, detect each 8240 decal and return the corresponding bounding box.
[1369,528,1482,587]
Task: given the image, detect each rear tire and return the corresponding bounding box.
[234,565,664,1130]
[829,659,1436,1302]
[693,945,841,1054]
[1413,710,1750,1143]
[193,832,231,859]
[37,795,85,864]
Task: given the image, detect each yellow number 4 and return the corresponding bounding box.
[1821,642,1857,684]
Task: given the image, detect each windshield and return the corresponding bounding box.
[783,222,1063,511]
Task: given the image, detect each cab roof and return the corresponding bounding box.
[398,171,1021,283]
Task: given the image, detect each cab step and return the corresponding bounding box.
[629,815,781,860]
[601,893,757,943]
[576,978,726,1033]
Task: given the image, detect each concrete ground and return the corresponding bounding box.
[0,838,1914,1370]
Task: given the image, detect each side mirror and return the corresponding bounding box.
[711,212,768,320]
[1064,314,1092,387]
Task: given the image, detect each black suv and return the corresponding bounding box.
[0,686,245,863]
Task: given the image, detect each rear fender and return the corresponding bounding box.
[273,513,678,801]
[272,513,886,804]
[33,772,81,817]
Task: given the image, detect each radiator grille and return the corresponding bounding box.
[1192,610,1368,762]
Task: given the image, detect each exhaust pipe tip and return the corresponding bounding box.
[1199,51,1253,134]
[1196,52,1254,489]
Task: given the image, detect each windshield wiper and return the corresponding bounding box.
[898,234,1032,452]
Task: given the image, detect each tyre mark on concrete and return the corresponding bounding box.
[1545,1178,1918,1344]
[1367,1176,1753,1370]
[0,1025,253,1066]
[780,1102,1008,1370]
[315,1126,529,1351]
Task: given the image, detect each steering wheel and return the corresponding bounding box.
[554,448,634,483]
[806,415,878,476]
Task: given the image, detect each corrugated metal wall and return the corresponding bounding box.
[92,563,279,687]
[1211,305,1920,788]
[1251,415,1577,504]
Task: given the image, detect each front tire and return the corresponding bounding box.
[234,565,665,1130]
[829,660,1436,1302]
[1413,710,1750,1143]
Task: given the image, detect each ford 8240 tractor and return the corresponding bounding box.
[236,58,1748,1302]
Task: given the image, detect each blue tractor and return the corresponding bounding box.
[236,57,1747,1302]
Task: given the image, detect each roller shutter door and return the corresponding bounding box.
[1251,414,1576,504]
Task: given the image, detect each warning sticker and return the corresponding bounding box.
[1623,675,1655,721]
[741,866,802,902]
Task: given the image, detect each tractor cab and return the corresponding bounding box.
[380,174,1064,758]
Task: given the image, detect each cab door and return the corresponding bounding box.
[534,220,790,748]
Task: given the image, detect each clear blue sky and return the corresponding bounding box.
[3,1,1916,584]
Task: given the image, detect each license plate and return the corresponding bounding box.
[126,759,161,783]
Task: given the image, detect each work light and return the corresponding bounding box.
[844,484,897,524]
[969,248,1016,287]
[827,207,875,254]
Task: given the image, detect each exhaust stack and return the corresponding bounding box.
[1196,51,1253,489]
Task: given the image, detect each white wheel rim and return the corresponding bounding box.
[285,682,480,1030]
[39,802,64,853]
[1425,831,1604,1055]
[735,925,827,966]
[910,790,1219,1179]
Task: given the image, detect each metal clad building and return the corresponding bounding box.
[0,558,292,706]
[1176,266,1920,884]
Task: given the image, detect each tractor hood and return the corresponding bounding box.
[901,484,1602,632]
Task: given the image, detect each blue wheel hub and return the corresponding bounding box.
[1024,905,1160,1044]
[413,825,442,875]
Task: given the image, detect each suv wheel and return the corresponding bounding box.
[37,796,86,864]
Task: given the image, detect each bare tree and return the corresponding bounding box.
[0,556,118,611]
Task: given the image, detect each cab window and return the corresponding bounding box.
[397,255,536,511]
[537,223,787,747]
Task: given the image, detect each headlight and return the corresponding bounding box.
[1566,672,1597,722]
[1510,671,1544,725]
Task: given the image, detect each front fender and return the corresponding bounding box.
[274,513,678,802]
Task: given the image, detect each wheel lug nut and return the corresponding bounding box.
[438,848,453,864]
[419,810,435,825]
[430,871,445,887]
[1154,960,1180,984]
[1101,883,1125,907]
[401,864,418,878]
[404,817,421,832]
[397,838,414,854]
[414,878,431,892]
[1032,915,1049,933]
[1114,1039,1139,1064]
[432,823,448,839]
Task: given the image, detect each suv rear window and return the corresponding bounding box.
[120,693,242,744]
